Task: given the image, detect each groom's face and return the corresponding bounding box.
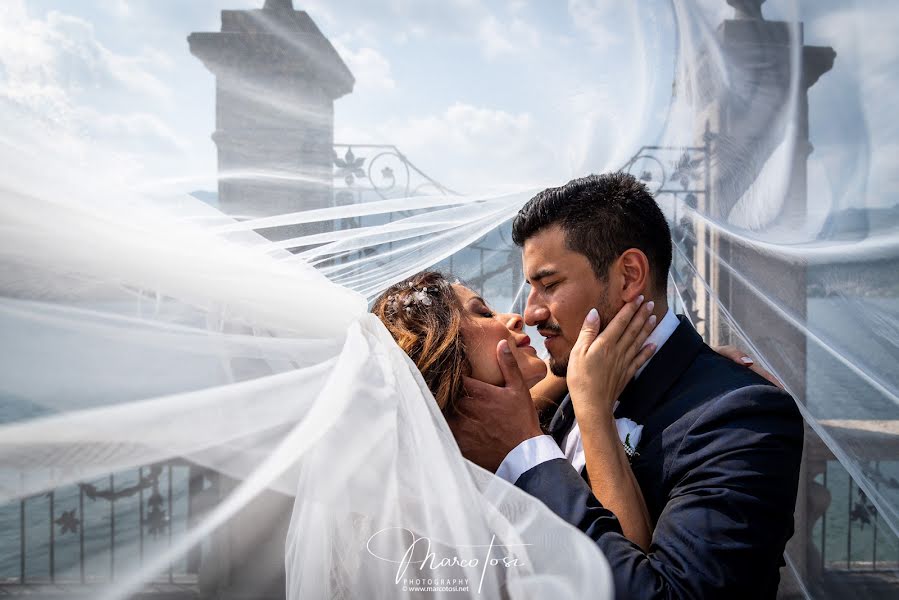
[522,225,617,377]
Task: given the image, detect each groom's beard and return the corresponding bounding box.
[549,360,568,378]
[546,325,569,377]
[547,291,613,378]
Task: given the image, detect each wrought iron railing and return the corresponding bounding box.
[814,459,899,574]
[332,144,458,201]
[0,460,218,593]
[621,132,713,336]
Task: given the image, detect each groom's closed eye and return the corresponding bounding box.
[526,268,558,284]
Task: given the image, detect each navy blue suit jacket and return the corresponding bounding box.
[515,315,804,600]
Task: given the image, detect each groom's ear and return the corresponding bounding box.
[616,248,651,303]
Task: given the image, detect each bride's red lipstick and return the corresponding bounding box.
[517,335,531,348]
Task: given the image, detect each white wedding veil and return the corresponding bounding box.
[1,1,898,599]
[0,160,612,598]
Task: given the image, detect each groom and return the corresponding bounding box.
[451,172,804,599]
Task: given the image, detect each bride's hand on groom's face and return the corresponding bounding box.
[446,339,544,473]
[567,296,658,417]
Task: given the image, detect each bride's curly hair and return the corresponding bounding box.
[371,271,470,417]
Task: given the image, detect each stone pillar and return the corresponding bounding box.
[187,3,353,598]
[692,2,834,596]
[189,0,354,242]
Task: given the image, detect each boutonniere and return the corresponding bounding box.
[615,417,643,461]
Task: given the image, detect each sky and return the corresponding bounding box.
[0,0,895,210]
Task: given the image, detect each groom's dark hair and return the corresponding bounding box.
[511,172,672,296]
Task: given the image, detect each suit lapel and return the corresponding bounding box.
[613,315,704,424]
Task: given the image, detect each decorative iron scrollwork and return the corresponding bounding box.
[77,464,169,536]
[333,147,366,187]
[146,488,168,536]
[624,141,711,336]
[333,143,458,200]
[79,465,162,502]
[671,151,704,191]
[623,146,708,195]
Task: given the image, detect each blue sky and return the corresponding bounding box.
[0,0,895,211]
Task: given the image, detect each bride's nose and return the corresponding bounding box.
[501,313,524,332]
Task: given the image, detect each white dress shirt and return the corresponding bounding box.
[495,308,680,485]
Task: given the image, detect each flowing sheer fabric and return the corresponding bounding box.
[1,0,898,598]
[0,183,612,599]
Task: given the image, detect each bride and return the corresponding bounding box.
[371,270,775,551]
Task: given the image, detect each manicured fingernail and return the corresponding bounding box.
[741,356,754,365]
[649,315,657,325]
[586,308,599,324]
[499,339,512,354]
[646,300,655,312]
[636,295,645,305]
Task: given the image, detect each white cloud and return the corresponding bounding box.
[332,39,396,92]
[0,1,192,184]
[338,102,561,193]
[0,1,173,110]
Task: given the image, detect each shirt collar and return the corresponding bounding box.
[634,307,679,379]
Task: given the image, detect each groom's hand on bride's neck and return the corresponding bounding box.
[447,339,544,473]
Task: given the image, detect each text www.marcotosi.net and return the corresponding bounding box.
[402,578,470,593]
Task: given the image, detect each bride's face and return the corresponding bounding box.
[453,285,547,389]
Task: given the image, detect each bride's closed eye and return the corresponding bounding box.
[477,305,496,319]
[467,298,495,319]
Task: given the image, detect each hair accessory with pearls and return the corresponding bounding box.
[385,279,452,315]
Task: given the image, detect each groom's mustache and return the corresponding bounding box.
[537,322,562,337]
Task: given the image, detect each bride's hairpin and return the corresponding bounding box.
[386,278,451,316]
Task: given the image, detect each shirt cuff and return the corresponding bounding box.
[494,435,565,484]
